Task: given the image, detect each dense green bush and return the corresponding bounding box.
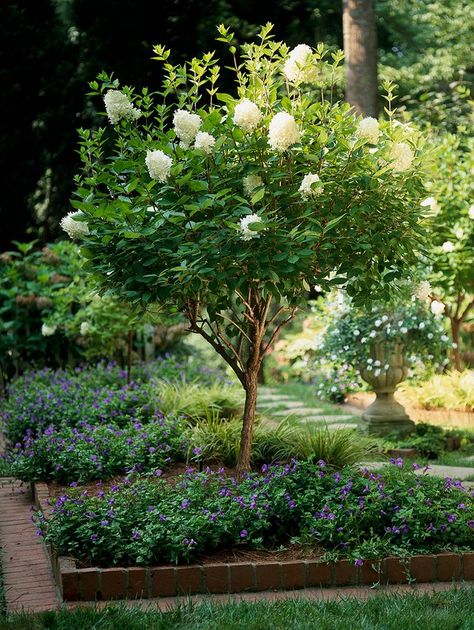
[10,416,187,484]
[38,461,474,566]
[400,371,474,412]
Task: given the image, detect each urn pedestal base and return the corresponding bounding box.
[359,392,415,437]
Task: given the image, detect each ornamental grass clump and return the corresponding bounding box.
[38,461,474,566]
[68,23,428,472]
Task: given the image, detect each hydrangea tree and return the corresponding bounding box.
[418,134,474,370]
[68,24,427,472]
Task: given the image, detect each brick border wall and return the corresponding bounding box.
[33,483,474,602]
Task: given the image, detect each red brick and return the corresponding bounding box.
[150,567,176,597]
[101,568,126,600]
[78,569,99,601]
[462,552,474,580]
[437,553,461,582]
[229,562,255,593]
[127,568,147,598]
[204,564,229,594]
[281,561,305,589]
[61,570,79,601]
[334,559,357,586]
[410,555,436,583]
[358,560,382,585]
[306,560,333,587]
[255,562,281,591]
[384,557,409,584]
[176,565,204,594]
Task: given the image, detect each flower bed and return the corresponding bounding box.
[35,461,474,569]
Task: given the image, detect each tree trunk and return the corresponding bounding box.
[237,368,259,475]
[450,318,463,371]
[342,0,378,117]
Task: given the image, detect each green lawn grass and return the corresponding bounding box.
[2,588,474,630]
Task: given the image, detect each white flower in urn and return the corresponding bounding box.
[80,321,92,336]
[430,300,445,316]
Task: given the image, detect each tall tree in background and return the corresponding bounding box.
[343,0,378,116]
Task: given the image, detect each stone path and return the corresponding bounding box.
[257,387,357,429]
[0,478,60,613]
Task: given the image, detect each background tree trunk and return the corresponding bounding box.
[343,0,378,117]
[237,369,259,474]
[450,318,463,371]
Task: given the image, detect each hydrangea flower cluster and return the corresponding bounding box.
[243,174,264,198]
[232,98,263,132]
[60,211,89,239]
[268,111,300,152]
[103,90,141,125]
[283,44,317,84]
[299,173,323,199]
[389,142,414,172]
[145,150,173,182]
[173,109,202,146]
[239,214,263,240]
[356,117,379,144]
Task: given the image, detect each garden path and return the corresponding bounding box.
[0,478,60,613]
[257,386,358,429]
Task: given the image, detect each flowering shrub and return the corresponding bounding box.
[38,461,474,566]
[69,23,428,471]
[313,359,363,403]
[9,416,187,484]
[322,296,451,379]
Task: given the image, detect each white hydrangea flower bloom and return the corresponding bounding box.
[420,197,439,213]
[389,142,414,172]
[41,323,57,337]
[299,173,323,199]
[268,112,300,151]
[233,99,262,132]
[400,326,408,334]
[283,44,317,84]
[353,329,360,336]
[413,280,431,301]
[469,205,474,219]
[455,227,464,239]
[430,300,445,316]
[145,150,172,182]
[173,109,202,145]
[60,211,90,239]
[369,330,376,338]
[103,90,141,124]
[239,213,263,241]
[80,321,92,336]
[243,174,264,198]
[441,240,454,253]
[356,117,379,144]
[194,131,216,154]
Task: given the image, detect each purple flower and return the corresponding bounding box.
[447,514,457,523]
[132,530,141,540]
[240,529,248,538]
[181,499,191,510]
[90,534,98,542]
[467,521,474,529]
[100,519,109,526]
[354,559,363,567]
[192,447,202,456]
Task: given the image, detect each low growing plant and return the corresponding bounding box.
[399,370,474,412]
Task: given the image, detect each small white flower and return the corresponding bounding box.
[173,109,202,145]
[299,173,323,199]
[455,227,464,239]
[441,241,454,253]
[268,112,300,151]
[441,335,449,342]
[374,360,381,367]
[427,354,434,360]
[80,321,92,336]
[420,197,440,214]
[330,386,338,392]
[384,364,390,371]
[452,342,458,349]
[233,99,262,132]
[366,365,373,371]
[400,327,408,334]
[353,329,360,336]
[369,331,376,338]
[430,300,445,316]
[418,322,425,330]
[374,368,381,377]
[283,44,317,84]
[469,205,474,219]
[382,315,388,322]
[413,280,431,301]
[374,319,382,327]
[427,333,433,339]
[356,117,379,144]
[41,323,57,337]
[388,142,414,172]
[239,213,264,241]
[60,211,89,239]
[367,358,373,364]
[104,90,141,124]
[361,337,367,343]
[145,150,172,182]
[193,131,216,154]
[243,174,264,198]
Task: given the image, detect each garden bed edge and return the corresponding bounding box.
[32,482,474,601]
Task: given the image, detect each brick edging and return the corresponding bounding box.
[32,483,474,602]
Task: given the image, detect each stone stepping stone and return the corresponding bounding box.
[258,400,304,409]
[326,422,356,430]
[257,396,295,404]
[272,407,324,416]
[301,414,356,422]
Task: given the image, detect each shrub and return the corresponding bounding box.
[9,416,187,484]
[38,461,474,566]
[399,371,474,412]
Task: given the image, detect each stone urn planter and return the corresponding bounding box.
[359,341,415,437]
